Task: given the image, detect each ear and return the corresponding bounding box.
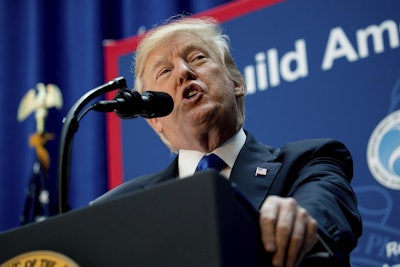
[234,84,245,97]
[147,117,163,134]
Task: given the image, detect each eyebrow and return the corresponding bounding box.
[183,42,209,57]
[150,56,168,74]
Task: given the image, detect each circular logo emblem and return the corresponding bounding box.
[367,110,400,190]
[0,250,79,267]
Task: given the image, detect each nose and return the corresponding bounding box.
[176,60,196,85]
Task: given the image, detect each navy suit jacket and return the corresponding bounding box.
[93,132,362,266]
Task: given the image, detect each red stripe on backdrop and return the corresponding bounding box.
[194,0,282,22]
[103,41,128,189]
[104,0,283,189]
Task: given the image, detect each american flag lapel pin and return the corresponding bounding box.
[255,167,268,176]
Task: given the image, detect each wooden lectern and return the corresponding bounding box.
[0,171,269,266]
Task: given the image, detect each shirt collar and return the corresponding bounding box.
[178,129,246,178]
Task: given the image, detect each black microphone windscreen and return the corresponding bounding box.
[141,91,174,118]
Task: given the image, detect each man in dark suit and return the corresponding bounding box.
[94,17,362,267]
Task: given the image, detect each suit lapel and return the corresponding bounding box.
[230,133,282,209]
[140,156,179,189]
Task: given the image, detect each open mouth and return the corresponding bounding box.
[183,85,201,100]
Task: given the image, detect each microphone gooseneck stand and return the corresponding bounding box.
[58,77,127,214]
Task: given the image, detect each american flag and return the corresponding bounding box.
[20,160,51,224]
[17,83,62,225]
[255,167,268,176]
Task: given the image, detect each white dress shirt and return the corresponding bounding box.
[178,129,246,179]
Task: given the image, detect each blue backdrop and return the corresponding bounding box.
[1,1,400,266]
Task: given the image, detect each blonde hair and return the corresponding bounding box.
[134,16,246,151]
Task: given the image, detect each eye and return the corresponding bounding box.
[190,52,207,62]
[195,54,206,60]
[157,68,170,79]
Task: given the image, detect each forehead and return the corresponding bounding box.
[148,32,211,60]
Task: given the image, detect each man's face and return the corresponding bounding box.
[141,32,244,152]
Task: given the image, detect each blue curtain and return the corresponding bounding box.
[0,0,230,232]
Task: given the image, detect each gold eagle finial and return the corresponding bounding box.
[17,83,63,134]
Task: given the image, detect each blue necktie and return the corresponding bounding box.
[196,153,227,172]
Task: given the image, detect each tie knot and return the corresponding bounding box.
[196,154,227,172]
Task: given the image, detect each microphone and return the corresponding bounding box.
[92,89,174,119]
